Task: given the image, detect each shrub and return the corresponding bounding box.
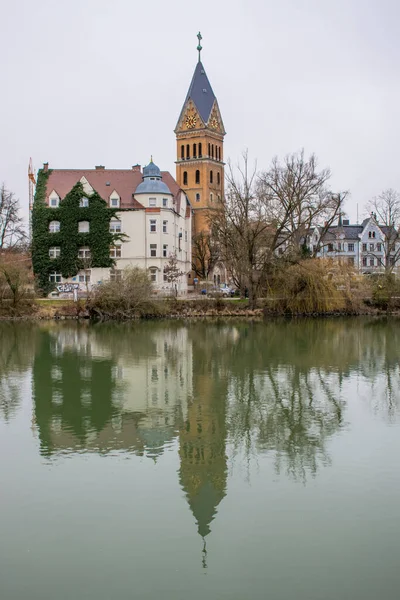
[87,267,164,319]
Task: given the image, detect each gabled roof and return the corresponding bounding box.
[41,168,185,211]
[176,61,216,126]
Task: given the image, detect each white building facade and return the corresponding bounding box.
[40,161,193,295]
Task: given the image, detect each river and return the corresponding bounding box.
[0,318,399,599]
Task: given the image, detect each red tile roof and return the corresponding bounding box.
[44,168,184,211]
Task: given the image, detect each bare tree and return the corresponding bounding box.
[0,184,27,250]
[367,189,400,273]
[192,230,221,280]
[212,152,271,308]
[163,253,185,297]
[258,150,343,257]
[0,250,33,309]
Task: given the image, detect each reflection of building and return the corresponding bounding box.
[178,327,229,540]
[32,324,193,458]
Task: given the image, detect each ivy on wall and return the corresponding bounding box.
[32,169,122,295]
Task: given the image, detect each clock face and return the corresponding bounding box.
[210,117,219,130]
[185,115,197,128]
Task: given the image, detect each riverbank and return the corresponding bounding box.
[0,297,396,320]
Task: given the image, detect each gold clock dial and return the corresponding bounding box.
[185,115,197,128]
[210,117,219,129]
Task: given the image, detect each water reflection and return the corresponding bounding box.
[2,317,400,544]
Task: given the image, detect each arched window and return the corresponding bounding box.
[195,193,200,202]
[198,143,202,157]
[218,147,221,161]
[181,145,184,160]
[373,231,376,238]
[217,172,220,185]
[210,193,213,203]
[183,171,188,186]
[212,145,214,159]
[195,170,200,184]
[49,221,60,233]
[208,143,211,157]
[193,143,197,158]
[186,144,190,159]
[369,232,372,238]
[210,170,213,184]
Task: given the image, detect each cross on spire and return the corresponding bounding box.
[197,32,202,62]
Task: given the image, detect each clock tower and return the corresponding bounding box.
[175,33,226,234]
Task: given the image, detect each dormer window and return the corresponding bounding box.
[110,197,120,208]
[49,194,59,208]
[149,198,156,207]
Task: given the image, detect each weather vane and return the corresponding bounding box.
[197,31,202,62]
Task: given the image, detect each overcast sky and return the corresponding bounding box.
[1,0,399,224]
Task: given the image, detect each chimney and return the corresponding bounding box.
[43,162,49,172]
[95,165,105,170]
[132,164,141,172]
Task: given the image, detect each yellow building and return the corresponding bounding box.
[175,34,226,235]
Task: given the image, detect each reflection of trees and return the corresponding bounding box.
[0,323,39,422]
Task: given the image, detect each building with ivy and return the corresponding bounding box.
[31,159,192,295]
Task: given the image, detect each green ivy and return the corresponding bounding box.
[32,169,122,295]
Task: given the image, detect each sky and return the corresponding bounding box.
[1,0,400,226]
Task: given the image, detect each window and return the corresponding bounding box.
[49,246,60,259]
[362,243,367,252]
[162,198,168,207]
[193,143,197,158]
[348,243,354,252]
[163,244,168,257]
[217,172,220,185]
[368,231,372,238]
[110,269,122,282]
[210,193,213,203]
[110,245,121,258]
[163,220,168,233]
[109,218,121,233]
[208,143,211,156]
[210,170,213,184]
[217,194,221,202]
[163,270,168,282]
[186,144,190,159]
[348,256,355,266]
[149,198,156,207]
[185,230,188,242]
[78,247,91,259]
[110,197,120,208]
[181,145,184,160]
[328,243,334,252]
[79,270,91,283]
[50,196,59,208]
[369,243,374,251]
[150,219,157,233]
[337,243,342,251]
[370,258,375,267]
[212,144,214,159]
[218,147,221,161]
[149,268,157,282]
[183,171,188,186]
[150,244,157,257]
[49,272,62,283]
[377,243,382,251]
[362,257,367,266]
[198,143,202,157]
[49,220,60,233]
[373,231,376,238]
[79,197,89,207]
[196,193,200,202]
[78,221,89,233]
[195,170,200,184]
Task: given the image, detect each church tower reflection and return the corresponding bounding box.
[178,326,229,545]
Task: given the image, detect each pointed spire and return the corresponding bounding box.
[197,32,202,62]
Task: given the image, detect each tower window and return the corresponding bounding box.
[219,147,222,161]
[195,193,200,202]
[195,170,200,184]
[181,145,184,160]
[183,171,188,186]
[198,143,202,157]
[186,144,190,159]
[210,193,213,202]
[217,172,220,185]
[208,143,211,157]
[193,143,197,158]
[210,170,213,184]
[212,144,214,159]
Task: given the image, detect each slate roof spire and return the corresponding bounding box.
[177,60,217,127]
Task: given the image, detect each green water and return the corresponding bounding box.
[0,318,400,600]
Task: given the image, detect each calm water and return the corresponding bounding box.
[1,319,400,600]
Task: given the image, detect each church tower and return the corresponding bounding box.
[175,33,226,234]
